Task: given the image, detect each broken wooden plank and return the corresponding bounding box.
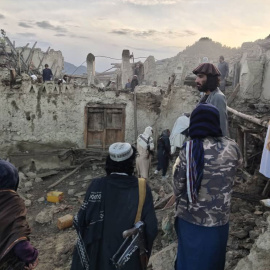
[154,192,174,209]
[48,161,86,189]
[227,83,240,106]
[227,106,269,127]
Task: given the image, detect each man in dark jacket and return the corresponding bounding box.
[130,75,139,92]
[193,63,228,136]
[71,142,158,270]
[42,64,53,82]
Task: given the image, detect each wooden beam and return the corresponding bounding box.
[227,83,240,106]
[227,106,269,127]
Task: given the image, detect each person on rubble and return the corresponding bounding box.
[42,64,53,82]
[0,160,39,270]
[154,129,171,181]
[193,62,228,136]
[71,142,158,270]
[173,103,242,270]
[130,75,139,92]
[136,126,155,180]
[125,78,131,89]
[218,55,229,93]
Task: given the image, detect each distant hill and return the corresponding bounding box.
[64,61,87,75]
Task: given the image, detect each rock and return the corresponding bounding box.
[82,183,87,189]
[152,191,159,202]
[24,199,32,207]
[37,197,45,203]
[231,229,249,239]
[254,211,263,215]
[92,164,98,171]
[69,181,75,186]
[249,230,260,240]
[26,172,36,179]
[35,208,54,224]
[255,219,268,228]
[83,175,92,181]
[75,191,86,197]
[24,181,33,188]
[19,171,27,182]
[149,242,177,270]
[35,177,43,183]
[26,194,33,199]
[68,189,75,195]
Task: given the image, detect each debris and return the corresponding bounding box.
[35,177,43,183]
[74,191,86,197]
[260,199,270,208]
[68,189,75,195]
[48,162,86,189]
[24,199,32,207]
[57,214,73,230]
[47,191,64,203]
[35,208,54,224]
[154,192,174,210]
[26,172,37,179]
[24,181,33,188]
[38,197,45,203]
[37,170,60,178]
[69,181,75,186]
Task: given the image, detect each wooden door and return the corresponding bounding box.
[85,104,126,149]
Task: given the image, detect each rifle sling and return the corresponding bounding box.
[135,178,146,223]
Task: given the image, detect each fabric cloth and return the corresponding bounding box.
[136,127,154,178]
[169,115,190,154]
[42,68,53,81]
[186,103,223,203]
[156,131,171,177]
[175,217,229,270]
[199,88,228,136]
[109,142,133,162]
[259,124,270,178]
[71,174,158,270]
[192,63,221,76]
[131,77,139,92]
[0,190,32,261]
[173,136,242,227]
[0,160,19,191]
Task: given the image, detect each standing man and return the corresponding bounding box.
[193,62,228,136]
[173,104,242,270]
[218,56,229,92]
[131,75,139,92]
[71,142,158,270]
[42,64,53,82]
[125,79,131,89]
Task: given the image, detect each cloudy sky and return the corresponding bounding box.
[1,0,269,72]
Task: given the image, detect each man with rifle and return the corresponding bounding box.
[71,142,158,270]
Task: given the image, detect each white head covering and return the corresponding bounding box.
[143,126,153,137]
[109,142,133,162]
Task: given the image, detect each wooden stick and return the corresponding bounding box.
[48,161,86,189]
[227,106,269,127]
[227,83,240,106]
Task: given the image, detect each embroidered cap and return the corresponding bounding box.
[109,142,133,162]
[192,63,221,76]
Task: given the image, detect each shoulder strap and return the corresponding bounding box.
[135,178,146,223]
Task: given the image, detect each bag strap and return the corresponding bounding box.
[135,178,146,223]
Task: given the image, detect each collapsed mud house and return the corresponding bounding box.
[1,31,270,270]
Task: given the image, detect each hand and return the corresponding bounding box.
[25,258,39,270]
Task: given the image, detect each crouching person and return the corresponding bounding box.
[173,104,242,270]
[0,160,38,270]
[71,142,158,270]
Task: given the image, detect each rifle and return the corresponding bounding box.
[111,221,148,270]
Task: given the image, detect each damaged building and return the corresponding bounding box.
[0,31,270,270]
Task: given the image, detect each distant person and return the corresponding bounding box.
[42,64,53,82]
[154,129,171,181]
[125,79,131,89]
[0,160,39,269]
[136,126,154,179]
[58,75,68,85]
[173,103,242,270]
[218,56,229,92]
[131,75,139,92]
[193,63,228,136]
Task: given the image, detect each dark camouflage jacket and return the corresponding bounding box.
[173,137,242,227]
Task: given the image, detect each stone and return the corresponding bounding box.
[92,164,98,171]
[83,175,92,181]
[35,177,43,183]
[231,229,249,239]
[68,189,75,195]
[26,194,33,199]
[24,181,33,188]
[26,172,36,179]
[19,171,27,182]
[24,199,32,207]
[75,191,86,197]
[82,183,87,189]
[37,197,45,203]
[254,211,263,215]
[35,208,54,224]
[149,242,177,270]
[69,181,75,186]
[152,191,159,202]
[249,230,260,240]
